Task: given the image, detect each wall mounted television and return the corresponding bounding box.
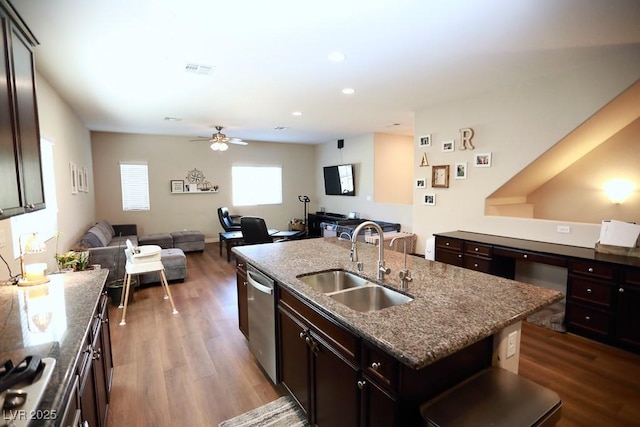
[323,164,355,196]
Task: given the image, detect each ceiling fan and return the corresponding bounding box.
[190,126,248,151]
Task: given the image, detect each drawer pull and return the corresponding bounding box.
[523,254,528,259]
[445,242,450,246]
[619,288,624,293]
[585,316,591,322]
[458,254,462,258]
[588,267,594,273]
[370,362,381,370]
[474,247,479,252]
[357,380,367,389]
[474,263,479,268]
[586,288,592,294]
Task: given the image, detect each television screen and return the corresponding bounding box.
[323,164,355,196]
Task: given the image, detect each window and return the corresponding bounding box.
[120,162,150,211]
[232,166,282,206]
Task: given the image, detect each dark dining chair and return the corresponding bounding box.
[218,207,242,232]
[241,217,275,245]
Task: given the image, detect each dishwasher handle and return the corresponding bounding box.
[247,270,273,295]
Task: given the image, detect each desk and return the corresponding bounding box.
[219,229,306,262]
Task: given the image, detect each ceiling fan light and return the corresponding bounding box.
[219,142,229,151]
[210,142,221,151]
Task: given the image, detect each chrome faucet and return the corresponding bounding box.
[391,236,413,291]
[350,221,390,280]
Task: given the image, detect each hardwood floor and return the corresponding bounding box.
[107,243,640,426]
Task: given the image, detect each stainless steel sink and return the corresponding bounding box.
[329,285,413,312]
[298,269,369,293]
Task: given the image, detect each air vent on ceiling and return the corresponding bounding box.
[185,63,214,75]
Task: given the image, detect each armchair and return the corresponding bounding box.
[218,207,242,232]
[241,217,276,245]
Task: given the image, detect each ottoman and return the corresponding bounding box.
[139,248,187,285]
[171,230,205,252]
[138,233,173,249]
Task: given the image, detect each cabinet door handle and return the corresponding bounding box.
[588,267,594,273]
[238,262,245,267]
[474,247,479,251]
[586,288,592,294]
[299,331,307,340]
[474,263,479,268]
[585,316,591,322]
[523,254,528,259]
[457,254,462,258]
[357,380,367,389]
[92,348,102,360]
[370,362,381,370]
[619,288,625,293]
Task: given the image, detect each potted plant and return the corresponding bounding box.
[54,248,89,272]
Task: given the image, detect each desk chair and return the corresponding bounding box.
[241,217,277,244]
[119,239,178,326]
[218,206,242,232]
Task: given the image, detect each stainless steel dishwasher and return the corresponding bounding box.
[246,264,277,383]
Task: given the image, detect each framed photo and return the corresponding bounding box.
[77,166,84,192]
[415,178,426,189]
[442,140,455,152]
[419,134,431,147]
[70,162,78,194]
[423,194,436,206]
[83,167,89,192]
[474,152,492,168]
[432,165,450,188]
[171,180,184,193]
[455,162,467,180]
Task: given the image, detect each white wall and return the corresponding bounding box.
[0,73,94,276]
[91,132,316,239]
[314,134,413,231]
[412,49,640,254]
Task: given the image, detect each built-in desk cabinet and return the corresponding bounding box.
[0,1,45,219]
[435,231,640,354]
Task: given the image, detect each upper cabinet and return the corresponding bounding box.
[0,1,44,219]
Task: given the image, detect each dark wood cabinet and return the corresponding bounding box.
[278,307,311,418]
[236,259,249,338]
[359,374,398,427]
[434,236,464,267]
[0,1,44,219]
[616,268,640,351]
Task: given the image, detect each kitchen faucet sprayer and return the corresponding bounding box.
[350,221,390,281]
[391,236,412,291]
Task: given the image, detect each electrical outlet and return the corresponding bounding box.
[557,225,571,234]
[507,330,518,358]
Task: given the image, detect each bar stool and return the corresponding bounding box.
[119,239,178,326]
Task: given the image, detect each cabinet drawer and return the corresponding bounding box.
[569,260,615,281]
[435,237,463,251]
[568,277,613,308]
[566,303,612,337]
[464,242,492,258]
[463,256,492,274]
[435,249,463,267]
[361,341,399,393]
[279,287,359,363]
[623,267,640,288]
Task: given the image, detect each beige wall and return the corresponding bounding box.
[411,50,640,254]
[314,134,413,231]
[0,73,94,275]
[528,119,640,223]
[91,132,316,239]
[374,133,413,205]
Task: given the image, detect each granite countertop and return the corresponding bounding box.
[0,269,108,425]
[234,238,563,370]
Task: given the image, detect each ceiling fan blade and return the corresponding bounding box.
[229,139,248,145]
[189,138,210,142]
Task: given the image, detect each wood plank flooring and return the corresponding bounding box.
[107,244,640,427]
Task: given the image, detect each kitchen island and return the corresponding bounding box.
[0,269,111,427]
[234,237,563,425]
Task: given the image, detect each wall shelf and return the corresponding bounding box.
[171,190,219,194]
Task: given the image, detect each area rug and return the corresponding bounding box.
[526,301,566,333]
[219,396,308,427]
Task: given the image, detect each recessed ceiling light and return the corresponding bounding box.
[292,111,303,116]
[342,88,355,95]
[328,51,346,62]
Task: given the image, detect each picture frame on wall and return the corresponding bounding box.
[171,180,184,193]
[419,134,432,147]
[474,152,492,167]
[432,165,450,188]
[455,162,467,179]
[77,166,84,192]
[70,162,77,194]
[442,140,455,152]
[83,167,89,192]
[415,178,426,189]
[424,194,436,206]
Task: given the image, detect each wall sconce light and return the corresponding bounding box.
[603,179,635,204]
[19,232,50,287]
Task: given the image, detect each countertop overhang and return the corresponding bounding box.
[234,238,563,370]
